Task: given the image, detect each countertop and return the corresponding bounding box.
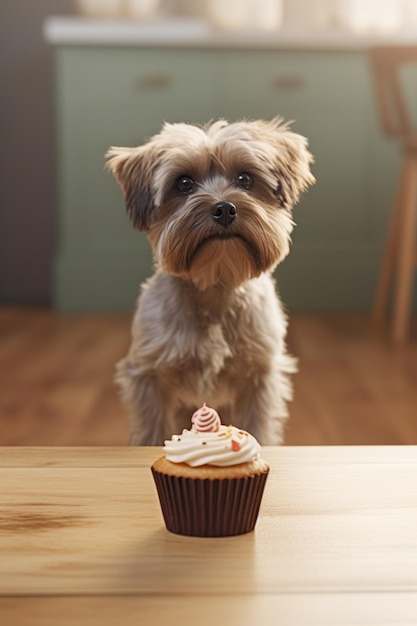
[2,445,417,625]
[44,16,417,51]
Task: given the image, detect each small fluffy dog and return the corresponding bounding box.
[106,118,314,445]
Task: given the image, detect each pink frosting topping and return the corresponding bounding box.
[191,403,221,433]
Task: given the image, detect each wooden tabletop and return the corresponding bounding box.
[2,446,417,625]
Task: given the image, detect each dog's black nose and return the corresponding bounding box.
[210,201,237,227]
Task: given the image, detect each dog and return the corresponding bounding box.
[106,118,314,445]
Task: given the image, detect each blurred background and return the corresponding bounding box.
[1,0,416,446]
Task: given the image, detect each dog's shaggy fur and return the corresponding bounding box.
[106,118,314,445]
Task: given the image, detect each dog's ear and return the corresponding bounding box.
[245,117,315,208]
[105,145,156,231]
[269,117,315,207]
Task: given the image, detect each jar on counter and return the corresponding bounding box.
[404,0,417,26]
[284,0,334,29]
[207,0,283,31]
[125,0,160,19]
[336,0,404,34]
[75,0,123,17]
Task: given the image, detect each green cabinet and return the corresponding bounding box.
[54,45,400,311]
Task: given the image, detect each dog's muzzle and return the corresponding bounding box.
[210,201,237,228]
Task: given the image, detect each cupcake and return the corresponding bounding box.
[151,404,269,537]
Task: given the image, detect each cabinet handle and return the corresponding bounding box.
[272,75,307,90]
[137,74,172,90]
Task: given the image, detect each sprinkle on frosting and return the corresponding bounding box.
[163,404,261,467]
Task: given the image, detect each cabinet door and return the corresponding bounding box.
[214,50,398,310]
[55,47,215,310]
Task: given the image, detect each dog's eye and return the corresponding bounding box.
[176,176,195,194]
[236,172,254,190]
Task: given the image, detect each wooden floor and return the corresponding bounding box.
[0,306,416,446]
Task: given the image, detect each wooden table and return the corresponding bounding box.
[1,446,417,625]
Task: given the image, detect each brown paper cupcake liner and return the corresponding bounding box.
[151,467,269,537]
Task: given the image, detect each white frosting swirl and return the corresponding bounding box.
[163,422,261,468]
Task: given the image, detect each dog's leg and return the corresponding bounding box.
[233,355,296,445]
[116,357,173,445]
[233,380,287,445]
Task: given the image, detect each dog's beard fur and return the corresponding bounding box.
[148,178,294,290]
[105,118,315,445]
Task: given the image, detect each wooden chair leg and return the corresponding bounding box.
[372,159,407,325]
[392,152,417,344]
